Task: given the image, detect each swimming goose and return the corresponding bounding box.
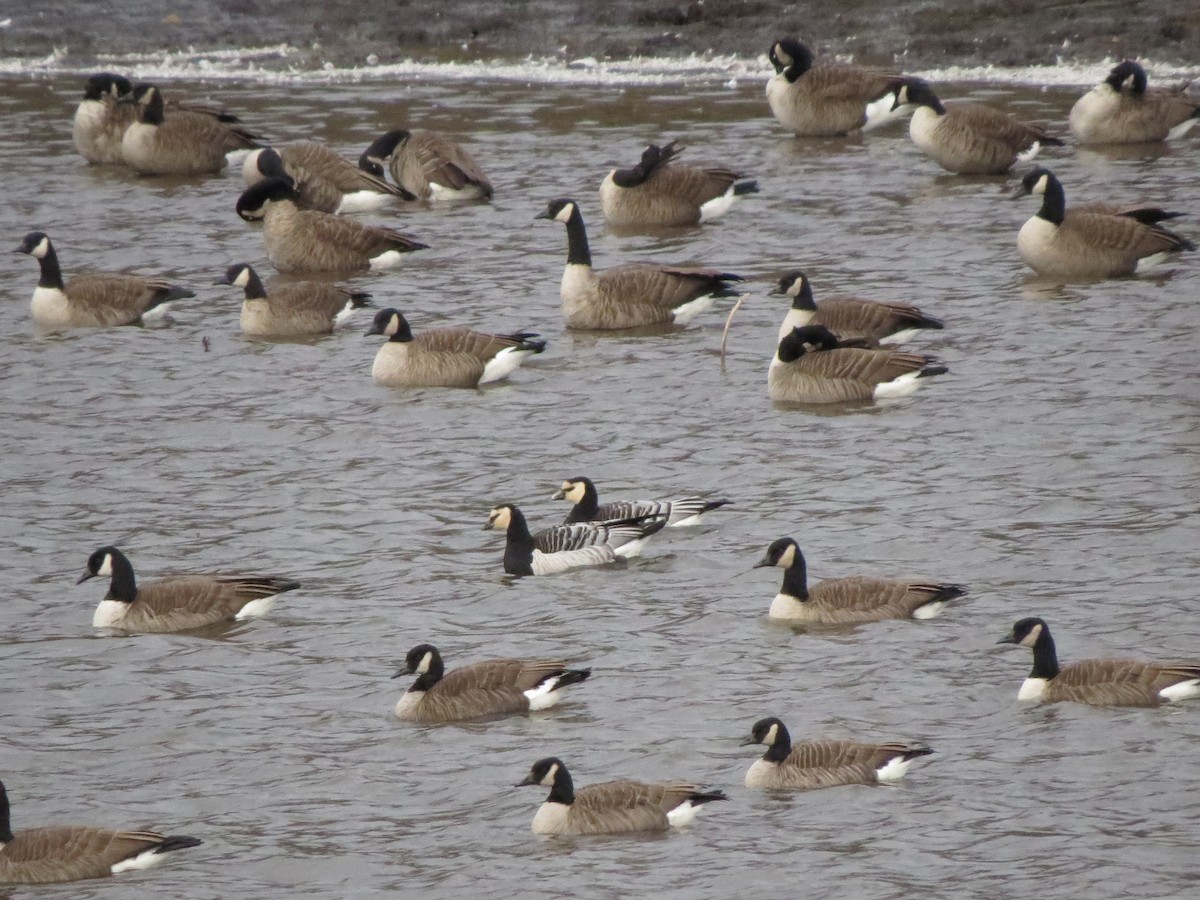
[78,546,301,633]
[359,128,493,201]
[765,38,918,136]
[216,263,371,336]
[392,644,590,722]
[894,80,1063,175]
[72,73,134,165]
[773,270,944,345]
[515,758,727,835]
[483,505,667,577]
[998,617,1200,707]
[121,84,262,176]
[15,232,193,329]
[753,537,967,624]
[1012,168,1194,279]
[366,308,545,388]
[0,780,201,885]
[552,476,729,527]
[536,198,741,329]
[768,325,948,404]
[1070,60,1200,144]
[236,177,428,274]
[242,143,410,215]
[598,140,758,227]
[742,717,933,790]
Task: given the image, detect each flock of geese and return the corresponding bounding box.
[4,40,1200,885]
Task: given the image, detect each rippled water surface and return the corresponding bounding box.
[1,72,1198,898]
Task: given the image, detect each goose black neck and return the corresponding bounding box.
[1029,631,1061,680]
[564,483,600,523]
[792,279,816,312]
[1036,176,1066,226]
[0,783,13,843]
[388,317,414,343]
[564,208,592,267]
[240,268,268,300]
[611,163,648,188]
[547,766,575,805]
[107,551,138,603]
[410,654,445,692]
[140,91,165,126]
[502,509,536,577]
[764,722,793,763]
[783,45,813,83]
[780,550,809,600]
[35,242,65,290]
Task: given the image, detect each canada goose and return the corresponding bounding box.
[77,546,300,633]
[536,199,741,329]
[515,758,727,835]
[1070,60,1200,144]
[215,263,371,336]
[773,270,944,345]
[15,232,193,329]
[753,537,967,624]
[998,617,1200,707]
[72,73,134,165]
[242,143,410,215]
[893,80,1063,175]
[483,505,667,577]
[120,84,261,176]
[769,325,948,404]
[741,717,933,790]
[0,779,201,884]
[366,308,545,388]
[552,476,729,527]
[392,644,590,722]
[359,129,493,201]
[766,38,918,136]
[236,177,428,274]
[598,140,758,227]
[1012,168,1194,279]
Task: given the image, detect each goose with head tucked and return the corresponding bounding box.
[483,504,667,576]
[242,142,411,215]
[72,73,135,165]
[216,262,371,336]
[1070,60,1200,145]
[120,83,262,176]
[359,128,492,201]
[773,270,944,346]
[753,537,967,624]
[552,476,729,527]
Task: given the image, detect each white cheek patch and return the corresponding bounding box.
[233,268,251,287]
[764,722,779,745]
[1033,174,1049,195]
[542,762,559,786]
[778,544,796,569]
[554,203,575,224]
[97,553,114,577]
[417,651,433,674]
[33,236,50,258]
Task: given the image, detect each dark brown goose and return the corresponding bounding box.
[0,780,201,885]
[998,617,1200,706]
[773,270,944,345]
[359,128,492,201]
[216,263,371,336]
[78,546,300,633]
[1070,60,1200,144]
[753,537,967,624]
[742,718,933,789]
[392,644,590,722]
[515,758,726,835]
[242,142,410,214]
[121,84,261,175]
[552,476,729,527]
[484,505,667,577]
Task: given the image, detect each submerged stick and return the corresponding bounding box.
[719,293,749,366]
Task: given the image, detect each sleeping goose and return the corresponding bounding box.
[536,198,741,329]
[599,140,758,227]
[1012,167,1194,279]
[998,617,1200,707]
[236,177,428,274]
[773,270,944,345]
[768,325,948,404]
[894,80,1063,175]
[15,231,193,329]
[216,263,371,336]
[359,128,493,201]
[1070,60,1200,144]
[0,780,201,885]
[552,476,729,527]
[392,644,590,723]
[742,717,933,790]
[753,537,967,624]
[483,504,667,577]
[242,143,411,214]
[515,758,726,835]
[366,308,545,388]
[765,38,918,136]
[121,84,262,176]
[72,73,134,165]
[77,546,300,633]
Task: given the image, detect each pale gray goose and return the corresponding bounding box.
[998,617,1200,706]
[536,198,741,329]
[78,546,300,633]
[242,142,411,214]
[0,780,201,885]
[366,308,544,388]
[599,140,758,227]
[216,262,371,336]
[236,177,428,274]
[392,644,590,722]
[359,128,493,201]
[121,84,262,176]
[742,717,933,790]
[1012,168,1193,279]
[552,476,729,527]
[753,537,967,624]
[1070,60,1200,144]
[768,325,948,404]
[515,758,726,835]
[773,270,944,345]
[15,231,193,329]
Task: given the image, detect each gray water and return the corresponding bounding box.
[1,74,1198,899]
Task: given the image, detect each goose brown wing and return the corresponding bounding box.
[1053,659,1199,706]
[270,283,360,319]
[283,141,403,196]
[796,347,930,385]
[65,274,176,326]
[410,132,491,193]
[597,264,735,310]
[781,740,892,785]
[805,65,901,102]
[297,208,427,255]
[808,576,928,616]
[950,103,1053,149]
[414,326,528,359]
[568,781,680,833]
[647,164,739,205]
[0,826,165,883]
[130,574,296,629]
[1064,209,1191,257]
[812,298,939,342]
